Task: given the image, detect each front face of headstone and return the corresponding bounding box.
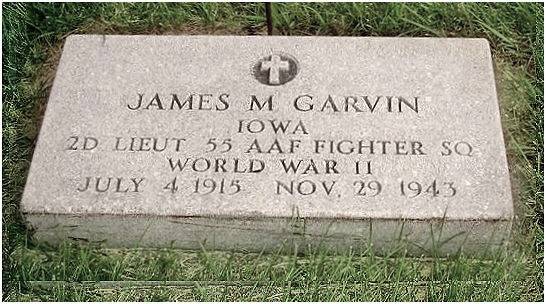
[21,35,513,255]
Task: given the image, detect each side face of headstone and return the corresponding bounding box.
[21,35,513,255]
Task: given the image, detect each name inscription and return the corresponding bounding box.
[127,93,421,113]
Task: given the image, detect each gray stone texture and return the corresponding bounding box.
[21,35,513,255]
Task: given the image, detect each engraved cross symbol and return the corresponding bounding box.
[260,55,290,85]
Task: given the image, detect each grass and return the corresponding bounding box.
[2,2,543,301]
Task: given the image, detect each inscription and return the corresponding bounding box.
[126,93,423,114]
[64,89,474,201]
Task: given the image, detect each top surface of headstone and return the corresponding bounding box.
[22,35,513,220]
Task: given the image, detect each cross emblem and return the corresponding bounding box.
[260,55,290,85]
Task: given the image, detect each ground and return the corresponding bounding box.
[2,2,543,301]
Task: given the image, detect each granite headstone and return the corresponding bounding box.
[21,35,514,255]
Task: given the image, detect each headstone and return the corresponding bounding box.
[21,35,514,255]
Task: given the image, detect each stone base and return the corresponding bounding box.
[26,213,511,256]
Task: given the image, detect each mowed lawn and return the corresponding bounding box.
[2,2,543,301]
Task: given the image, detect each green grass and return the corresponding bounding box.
[2,2,543,301]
